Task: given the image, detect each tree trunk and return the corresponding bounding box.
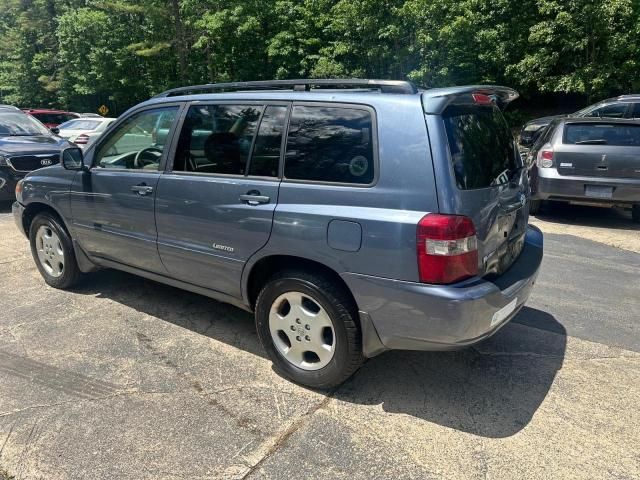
[169,0,188,82]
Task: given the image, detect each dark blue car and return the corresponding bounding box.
[0,105,71,201]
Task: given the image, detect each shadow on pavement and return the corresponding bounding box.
[533,202,638,231]
[75,270,565,439]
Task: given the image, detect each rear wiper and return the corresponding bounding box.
[574,139,607,145]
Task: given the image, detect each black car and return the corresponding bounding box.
[0,105,71,201]
[519,95,640,151]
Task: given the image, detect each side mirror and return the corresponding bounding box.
[61,147,88,171]
[50,127,60,135]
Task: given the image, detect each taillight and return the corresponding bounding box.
[472,93,494,105]
[74,134,89,145]
[536,144,553,168]
[417,214,479,284]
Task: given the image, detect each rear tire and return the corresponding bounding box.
[255,269,363,389]
[632,205,640,224]
[29,213,83,289]
[529,199,542,215]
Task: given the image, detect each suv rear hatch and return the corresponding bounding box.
[422,86,527,279]
[555,121,640,179]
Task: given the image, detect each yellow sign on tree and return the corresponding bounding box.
[98,105,109,116]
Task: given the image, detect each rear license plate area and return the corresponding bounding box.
[585,185,613,199]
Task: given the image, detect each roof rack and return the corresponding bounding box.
[154,79,418,98]
[0,104,20,111]
[618,94,640,100]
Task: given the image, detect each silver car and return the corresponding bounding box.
[13,79,543,388]
[527,117,640,222]
[56,117,116,148]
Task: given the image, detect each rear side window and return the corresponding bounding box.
[249,106,287,177]
[443,105,520,189]
[173,104,261,174]
[583,103,629,119]
[284,105,374,184]
[632,103,640,119]
[564,123,640,146]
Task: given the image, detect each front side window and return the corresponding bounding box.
[583,103,629,119]
[173,104,261,175]
[632,103,640,119]
[94,107,178,170]
[284,105,375,184]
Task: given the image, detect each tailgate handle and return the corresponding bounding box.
[597,165,608,170]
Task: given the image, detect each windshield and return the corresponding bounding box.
[0,112,50,136]
[443,105,521,189]
[59,119,102,130]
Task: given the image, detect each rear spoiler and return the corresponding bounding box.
[421,86,519,114]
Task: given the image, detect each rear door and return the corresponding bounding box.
[426,95,528,277]
[155,102,287,298]
[555,122,640,180]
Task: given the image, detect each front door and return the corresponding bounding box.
[155,103,287,297]
[69,106,181,273]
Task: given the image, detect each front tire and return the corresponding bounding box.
[255,270,363,389]
[29,213,83,289]
[632,205,640,224]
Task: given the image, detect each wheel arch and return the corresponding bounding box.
[22,202,68,237]
[244,255,358,313]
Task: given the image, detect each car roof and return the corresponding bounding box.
[557,116,640,126]
[22,108,78,114]
[0,104,22,111]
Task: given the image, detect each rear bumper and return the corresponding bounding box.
[342,225,543,354]
[531,167,640,205]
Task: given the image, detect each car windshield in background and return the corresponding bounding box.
[58,119,102,130]
[0,112,50,136]
[564,123,640,146]
[443,105,520,189]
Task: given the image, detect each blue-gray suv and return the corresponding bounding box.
[13,79,543,388]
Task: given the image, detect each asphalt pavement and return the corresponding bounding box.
[0,201,638,479]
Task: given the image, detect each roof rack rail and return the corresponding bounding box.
[153,79,418,98]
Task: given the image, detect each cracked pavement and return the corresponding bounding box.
[0,202,639,479]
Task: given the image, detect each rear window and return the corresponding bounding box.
[443,105,520,189]
[59,120,101,130]
[564,123,640,146]
[31,113,77,125]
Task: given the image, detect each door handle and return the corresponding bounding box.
[240,191,270,205]
[131,184,154,195]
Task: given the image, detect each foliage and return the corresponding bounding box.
[0,0,637,114]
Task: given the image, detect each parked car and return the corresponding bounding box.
[57,117,117,148]
[12,79,543,388]
[527,117,640,222]
[0,105,72,202]
[22,108,81,129]
[519,95,640,152]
